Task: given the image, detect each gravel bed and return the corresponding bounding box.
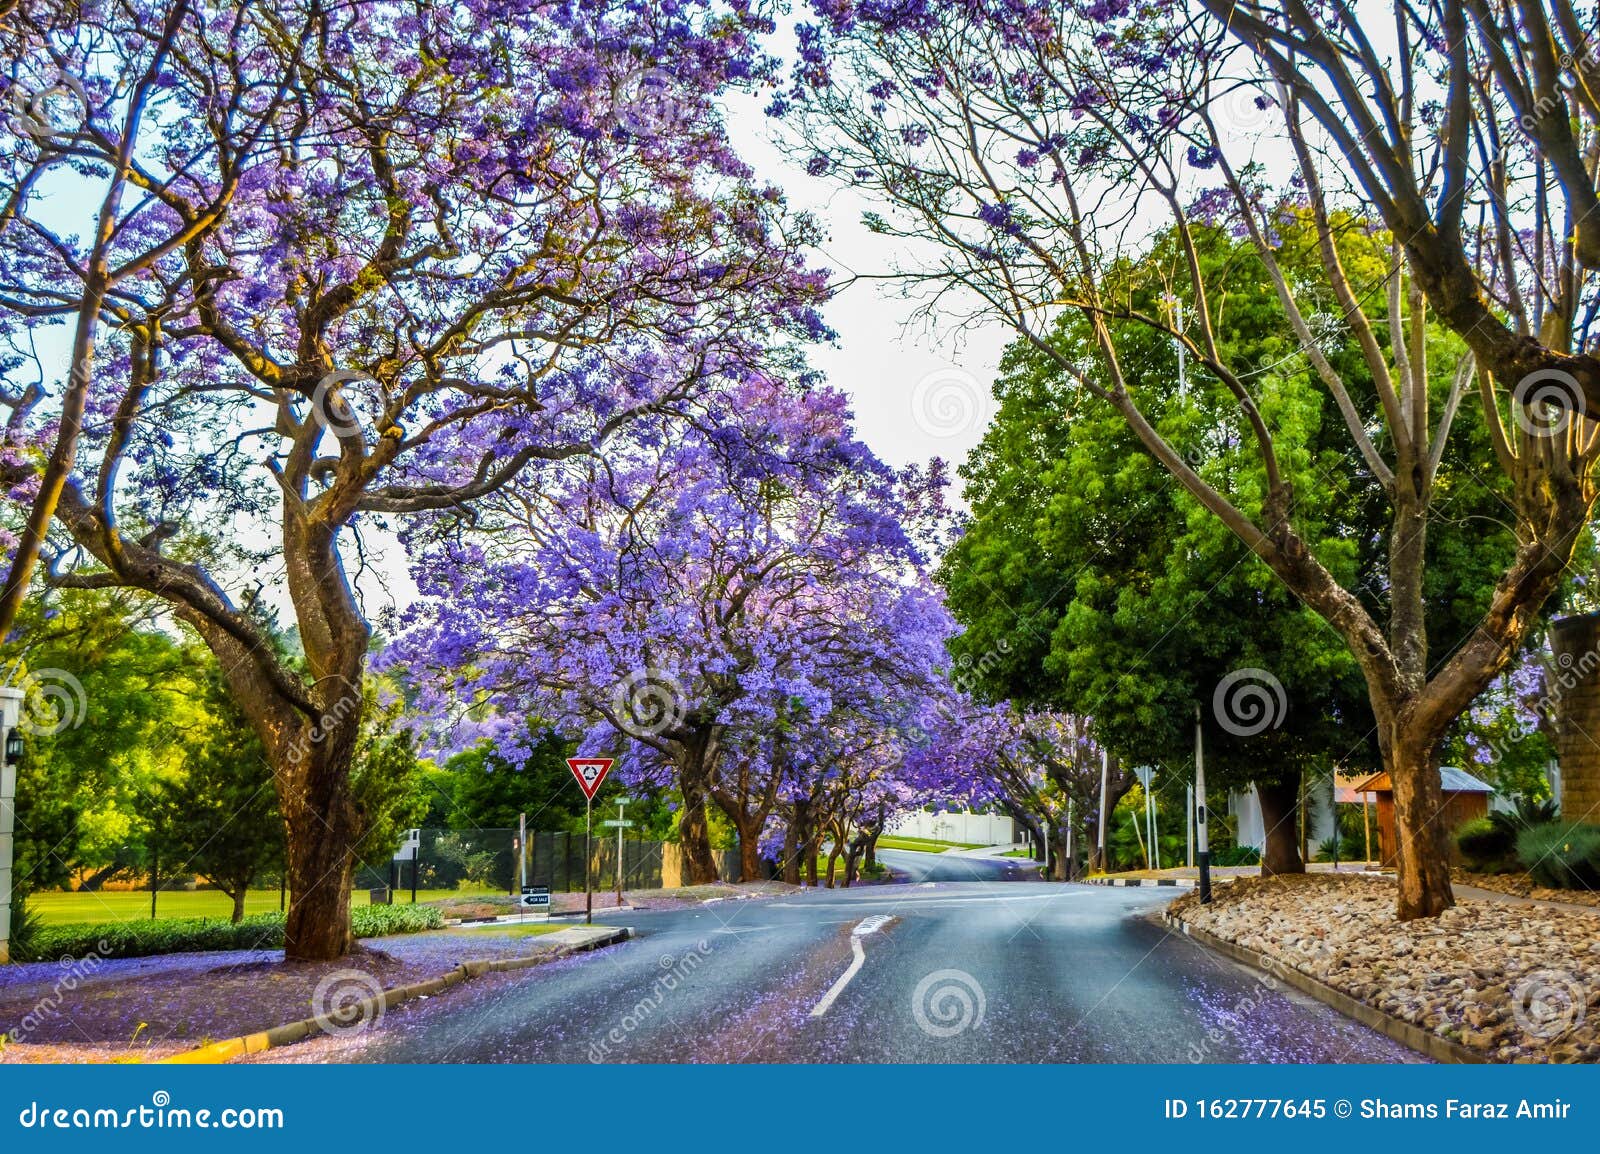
[1169,874,1600,1063]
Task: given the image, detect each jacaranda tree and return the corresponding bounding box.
[1,0,827,958]
[392,378,957,884]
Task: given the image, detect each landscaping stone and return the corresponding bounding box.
[1168,873,1600,1064]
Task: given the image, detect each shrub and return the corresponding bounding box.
[1516,822,1600,890]
[351,903,443,937]
[1314,835,1368,863]
[1210,845,1260,866]
[1456,817,1517,872]
[5,895,45,962]
[18,904,443,962]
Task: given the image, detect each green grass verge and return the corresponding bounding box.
[875,835,987,853]
[28,887,498,927]
[478,923,569,938]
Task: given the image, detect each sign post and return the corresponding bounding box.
[602,800,633,907]
[0,686,21,964]
[518,884,550,921]
[518,812,527,892]
[394,828,420,906]
[565,758,613,924]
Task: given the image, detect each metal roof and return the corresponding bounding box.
[1344,766,1494,795]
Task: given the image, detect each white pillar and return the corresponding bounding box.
[0,686,26,964]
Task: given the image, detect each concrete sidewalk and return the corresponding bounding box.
[1451,882,1600,916]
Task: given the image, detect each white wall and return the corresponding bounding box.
[1227,781,1337,851]
[890,809,1020,845]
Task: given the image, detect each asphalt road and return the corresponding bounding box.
[335,849,1419,1064]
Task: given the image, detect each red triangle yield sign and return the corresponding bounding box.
[566,757,613,800]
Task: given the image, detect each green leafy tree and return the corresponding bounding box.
[152,671,283,923]
[943,225,1513,874]
[10,591,209,894]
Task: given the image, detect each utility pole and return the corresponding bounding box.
[1064,800,1075,881]
[1186,784,1195,869]
[518,811,527,891]
[1174,298,1188,395]
[1194,703,1211,903]
[1096,747,1109,873]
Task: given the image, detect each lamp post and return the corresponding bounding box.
[1096,747,1108,873]
[1194,703,1211,903]
[0,686,27,963]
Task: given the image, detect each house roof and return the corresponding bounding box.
[1439,766,1495,793]
[1344,766,1494,797]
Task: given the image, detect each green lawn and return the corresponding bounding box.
[874,835,986,853]
[27,887,501,927]
[476,922,569,938]
[998,848,1035,858]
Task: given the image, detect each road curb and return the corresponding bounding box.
[1162,913,1484,1065]
[158,926,632,1064]
[1086,877,1192,887]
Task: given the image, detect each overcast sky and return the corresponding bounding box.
[722,92,1010,474]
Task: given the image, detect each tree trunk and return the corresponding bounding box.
[736,821,764,883]
[280,743,359,960]
[1384,729,1455,919]
[1255,779,1306,876]
[676,755,719,885]
[1550,613,1600,822]
[230,887,247,924]
[780,807,803,885]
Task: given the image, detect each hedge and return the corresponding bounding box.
[18,903,444,962]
